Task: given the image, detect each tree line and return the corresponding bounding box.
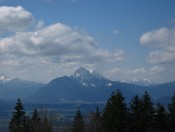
[9,90,175,132]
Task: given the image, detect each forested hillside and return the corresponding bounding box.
[8,90,175,132]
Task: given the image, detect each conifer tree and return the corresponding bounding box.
[154,103,167,131]
[128,95,142,132]
[41,116,52,132]
[9,98,26,132]
[88,106,101,132]
[167,93,175,132]
[140,91,155,132]
[24,116,31,132]
[31,109,40,122]
[34,109,52,132]
[30,109,41,132]
[72,108,84,132]
[101,90,128,132]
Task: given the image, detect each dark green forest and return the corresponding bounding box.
[8,90,175,132]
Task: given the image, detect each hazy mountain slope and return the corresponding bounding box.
[147,81,175,100]
[0,78,45,101]
[1,68,175,104]
[28,68,148,103]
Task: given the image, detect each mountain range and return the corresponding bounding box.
[0,67,175,104]
[0,75,44,101]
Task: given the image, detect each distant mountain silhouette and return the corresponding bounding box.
[1,68,175,104]
[27,67,159,103]
[0,78,44,101]
[146,81,175,102]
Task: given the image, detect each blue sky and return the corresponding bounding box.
[0,0,175,83]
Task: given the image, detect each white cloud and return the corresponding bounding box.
[129,67,147,75]
[36,20,45,29]
[140,28,170,47]
[104,67,147,81]
[0,23,124,63]
[148,50,175,64]
[0,22,124,81]
[138,26,175,82]
[150,66,165,74]
[140,27,175,64]
[0,6,125,82]
[0,6,34,32]
[104,66,172,83]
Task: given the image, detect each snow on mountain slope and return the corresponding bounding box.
[71,67,107,87]
[121,79,156,86]
[0,74,14,84]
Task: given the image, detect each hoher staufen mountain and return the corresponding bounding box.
[0,67,175,105]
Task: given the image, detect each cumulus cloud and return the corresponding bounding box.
[0,6,34,32]
[136,26,175,82]
[148,50,175,64]
[0,23,124,75]
[140,27,175,64]
[1,23,124,63]
[0,6,125,82]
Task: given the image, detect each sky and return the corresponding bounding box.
[0,0,175,83]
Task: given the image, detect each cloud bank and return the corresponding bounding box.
[0,5,124,82]
[0,5,174,83]
[0,23,124,65]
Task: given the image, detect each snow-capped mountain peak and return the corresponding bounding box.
[72,67,106,86]
[121,79,155,86]
[72,67,103,80]
[0,74,6,81]
[0,74,14,83]
[73,67,90,78]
